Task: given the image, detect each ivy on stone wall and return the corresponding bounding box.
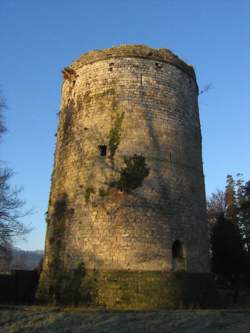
[111,154,150,193]
[45,193,69,303]
[84,186,95,203]
[62,105,73,142]
[99,187,109,197]
[108,112,124,160]
[53,194,68,221]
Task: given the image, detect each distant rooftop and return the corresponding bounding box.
[69,44,196,80]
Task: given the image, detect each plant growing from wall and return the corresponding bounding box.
[108,112,124,160]
[46,193,69,303]
[84,186,95,203]
[111,154,150,193]
[99,187,109,197]
[62,105,73,142]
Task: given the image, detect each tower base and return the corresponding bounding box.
[37,270,217,309]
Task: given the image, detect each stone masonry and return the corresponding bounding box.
[38,45,210,306]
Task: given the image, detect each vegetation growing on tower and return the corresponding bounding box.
[108,112,124,160]
[111,154,150,192]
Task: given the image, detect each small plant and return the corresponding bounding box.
[84,186,95,203]
[111,154,150,192]
[108,112,124,160]
[99,187,109,197]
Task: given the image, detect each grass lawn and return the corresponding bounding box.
[0,306,250,333]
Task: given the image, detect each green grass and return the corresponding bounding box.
[0,306,250,333]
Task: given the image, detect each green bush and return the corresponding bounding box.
[111,154,150,192]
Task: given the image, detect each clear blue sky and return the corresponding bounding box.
[0,0,249,251]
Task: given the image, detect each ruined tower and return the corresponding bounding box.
[38,45,213,308]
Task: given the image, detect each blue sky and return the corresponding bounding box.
[0,0,249,251]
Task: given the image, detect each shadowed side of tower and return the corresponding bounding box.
[37,45,216,308]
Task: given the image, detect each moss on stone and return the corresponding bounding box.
[39,270,217,309]
[62,105,73,142]
[94,271,217,310]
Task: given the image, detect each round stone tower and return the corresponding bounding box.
[38,45,212,308]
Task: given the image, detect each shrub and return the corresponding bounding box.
[111,154,150,192]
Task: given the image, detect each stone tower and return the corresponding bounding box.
[38,45,212,308]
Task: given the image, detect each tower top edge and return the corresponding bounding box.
[68,44,197,81]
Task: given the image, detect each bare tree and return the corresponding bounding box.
[199,83,213,96]
[0,168,30,249]
[207,189,226,225]
[0,242,12,272]
[0,95,6,139]
[0,94,30,256]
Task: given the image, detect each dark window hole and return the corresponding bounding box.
[172,239,186,272]
[172,240,184,259]
[98,145,107,156]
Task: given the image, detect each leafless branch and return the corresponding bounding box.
[199,83,213,95]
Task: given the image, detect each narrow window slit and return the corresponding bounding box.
[98,145,107,156]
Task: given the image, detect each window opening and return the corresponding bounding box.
[98,145,107,156]
[172,240,186,272]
